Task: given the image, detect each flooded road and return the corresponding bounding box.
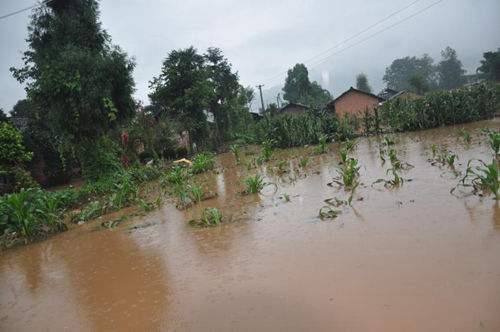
[1,120,499,331]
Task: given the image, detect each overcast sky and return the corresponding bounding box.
[1,0,499,112]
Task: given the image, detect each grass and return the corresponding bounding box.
[191,153,215,174]
[244,174,265,194]
[189,207,223,227]
[276,160,289,174]
[281,193,290,202]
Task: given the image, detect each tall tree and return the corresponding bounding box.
[283,63,331,108]
[437,47,465,90]
[477,48,500,81]
[204,47,240,144]
[11,0,136,178]
[383,54,437,92]
[356,73,372,93]
[149,47,213,146]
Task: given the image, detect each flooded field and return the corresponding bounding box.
[1,120,499,331]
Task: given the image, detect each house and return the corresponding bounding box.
[377,88,399,100]
[276,103,311,116]
[329,87,385,118]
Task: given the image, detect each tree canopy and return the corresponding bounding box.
[383,54,436,92]
[437,47,465,90]
[477,48,500,81]
[356,73,372,93]
[283,64,332,108]
[11,0,136,160]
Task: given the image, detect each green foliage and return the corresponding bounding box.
[0,188,66,239]
[190,207,223,227]
[383,54,437,92]
[356,73,372,93]
[11,0,136,169]
[487,131,500,156]
[164,166,187,186]
[0,122,37,194]
[437,47,465,90]
[191,153,215,174]
[255,113,352,149]
[126,109,177,161]
[229,144,241,162]
[299,157,310,168]
[378,84,496,132]
[189,184,204,203]
[149,47,213,146]
[457,128,472,145]
[283,63,332,108]
[453,160,498,200]
[313,134,328,154]
[244,174,265,194]
[477,48,500,81]
[261,139,274,161]
[0,122,32,166]
[80,135,122,181]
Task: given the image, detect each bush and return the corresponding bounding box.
[0,122,37,194]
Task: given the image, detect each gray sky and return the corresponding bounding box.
[1,0,499,112]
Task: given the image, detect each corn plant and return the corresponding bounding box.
[457,128,472,145]
[229,144,241,163]
[189,184,204,203]
[244,174,265,194]
[191,153,215,174]
[281,193,290,202]
[313,134,328,154]
[299,157,310,168]
[488,131,499,157]
[452,159,498,199]
[261,139,274,161]
[190,208,223,227]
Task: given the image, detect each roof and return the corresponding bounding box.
[278,102,310,113]
[329,87,385,107]
[377,88,399,100]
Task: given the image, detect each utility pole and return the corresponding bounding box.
[256,84,265,113]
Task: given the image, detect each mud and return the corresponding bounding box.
[1,120,499,331]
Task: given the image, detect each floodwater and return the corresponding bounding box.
[1,120,499,331]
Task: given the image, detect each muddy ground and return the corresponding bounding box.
[1,119,499,331]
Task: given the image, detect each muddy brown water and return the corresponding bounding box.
[1,120,499,331]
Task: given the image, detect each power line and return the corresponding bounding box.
[0,4,36,20]
[263,0,443,85]
[0,1,52,20]
[308,0,444,70]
